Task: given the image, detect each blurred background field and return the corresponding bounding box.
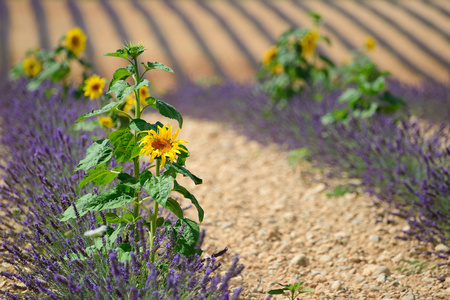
[0,0,449,92]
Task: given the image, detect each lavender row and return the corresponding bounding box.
[0,80,244,299]
[164,80,450,251]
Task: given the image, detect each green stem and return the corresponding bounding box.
[132,58,142,219]
[150,159,161,262]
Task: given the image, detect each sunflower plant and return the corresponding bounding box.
[321,40,406,125]
[257,12,334,106]
[60,44,204,263]
[9,27,91,97]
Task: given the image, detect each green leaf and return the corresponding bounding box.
[268,289,286,295]
[93,238,104,250]
[155,99,183,128]
[77,101,123,122]
[75,139,114,172]
[122,213,134,223]
[131,144,143,159]
[118,173,141,191]
[332,108,349,121]
[84,185,134,211]
[371,76,385,93]
[79,166,122,188]
[358,102,378,119]
[108,223,126,244]
[117,243,132,262]
[108,79,148,101]
[320,113,336,125]
[129,119,158,133]
[299,288,314,293]
[109,129,135,163]
[167,218,201,256]
[378,91,406,111]
[104,49,128,60]
[109,68,131,90]
[165,162,202,185]
[141,173,174,207]
[288,148,311,165]
[104,213,120,223]
[172,181,204,222]
[156,217,165,227]
[139,170,153,186]
[176,145,189,166]
[142,61,174,73]
[308,11,323,25]
[338,88,361,104]
[73,120,100,132]
[60,193,95,221]
[289,282,304,291]
[166,197,184,219]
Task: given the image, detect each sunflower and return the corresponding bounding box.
[301,30,319,57]
[119,94,135,117]
[65,27,87,57]
[364,36,376,51]
[262,45,278,65]
[139,123,188,168]
[139,86,151,103]
[83,74,105,100]
[22,55,42,77]
[98,116,114,128]
[270,63,284,74]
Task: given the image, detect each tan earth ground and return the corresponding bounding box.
[1,0,450,298]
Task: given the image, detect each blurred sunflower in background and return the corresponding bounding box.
[364,35,377,51]
[65,27,87,57]
[301,30,319,57]
[262,45,278,66]
[98,116,114,128]
[22,55,42,77]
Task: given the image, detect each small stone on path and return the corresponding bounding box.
[290,254,309,267]
[401,291,416,300]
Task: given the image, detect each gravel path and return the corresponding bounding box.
[165,115,450,300]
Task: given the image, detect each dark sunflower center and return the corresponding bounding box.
[71,36,80,47]
[151,139,171,152]
[91,83,100,90]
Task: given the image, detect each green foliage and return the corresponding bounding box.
[142,61,174,73]
[109,129,135,163]
[77,101,124,122]
[62,44,204,264]
[141,173,175,207]
[172,181,204,222]
[288,148,311,165]
[84,185,135,211]
[326,186,350,198]
[79,165,122,188]
[268,282,313,300]
[321,53,406,125]
[257,12,333,106]
[9,29,92,97]
[75,139,114,172]
[396,260,430,275]
[165,218,201,256]
[257,13,406,123]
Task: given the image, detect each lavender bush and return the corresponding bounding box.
[164,80,450,253]
[0,79,244,299]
